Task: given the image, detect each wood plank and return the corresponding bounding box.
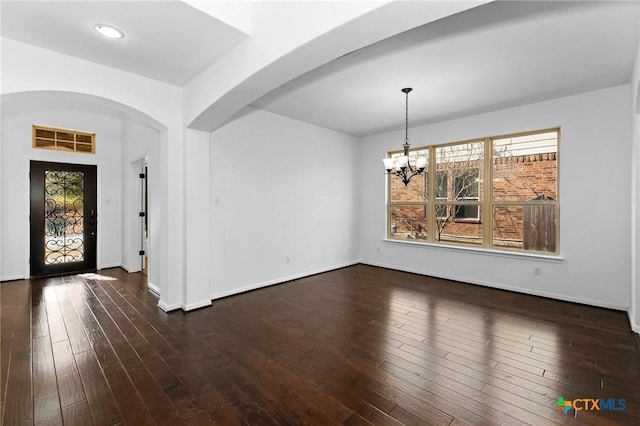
[32,336,58,399]
[52,279,91,354]
[343,412,375,426]
[33,392,63,425]
[44,305,68,345]
[51,340,86,407]
[61,401,93,426]
[0,338,11,417]
[75,350,123,426]
[2,379,33,426]
[3,330,33,426]
[31,303,49,339]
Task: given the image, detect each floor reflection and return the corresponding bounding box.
[3,265,638,425]
[377,280,581,424]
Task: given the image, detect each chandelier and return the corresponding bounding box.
[382,87,427,186]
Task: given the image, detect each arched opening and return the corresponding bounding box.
[1,91,164,293]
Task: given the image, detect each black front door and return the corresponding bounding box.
[30,161,97,277]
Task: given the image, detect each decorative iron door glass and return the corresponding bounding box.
[44,170,85,264]
[30,161,97,276]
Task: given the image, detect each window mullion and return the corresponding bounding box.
[428,146,436,243]
[483,137,493,248]
[386,173,391,239]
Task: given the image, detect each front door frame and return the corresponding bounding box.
[29,160,98,277]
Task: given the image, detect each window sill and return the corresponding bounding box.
[452,218,481,224]
[382,238,564,263]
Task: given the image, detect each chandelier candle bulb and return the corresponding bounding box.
[382,157,395,172]
[396,156,409,169]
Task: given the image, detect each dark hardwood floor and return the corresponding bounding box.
[2,264,639,425]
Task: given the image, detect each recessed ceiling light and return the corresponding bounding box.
[93,24,124,39]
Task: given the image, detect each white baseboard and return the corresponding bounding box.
[120,263,142,274]
[98,263,121,270]
[184,299,212,311]
[362,261,628,312]
[210,260,359,300]
[1,274,27,282]
[147,281,160,296]
[628,311,640,333]
[157,297,211,312]
[157,299,182,312]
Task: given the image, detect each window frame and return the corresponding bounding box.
[385,128,560,255]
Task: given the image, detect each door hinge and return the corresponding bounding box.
[139,173,146,179]
[139,212,146,217]
[139,250,145,256]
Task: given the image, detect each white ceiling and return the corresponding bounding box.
[252,1,640,136]
[0,0,248,86]
[1,1,638,135]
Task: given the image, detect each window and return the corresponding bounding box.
[33,124,96,154]
[386,129,559,254]
[453,169,479,220]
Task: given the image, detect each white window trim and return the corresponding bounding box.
[382,237,564,262]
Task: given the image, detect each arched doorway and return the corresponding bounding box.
[1,91,164,292]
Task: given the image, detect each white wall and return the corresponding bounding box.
[185,129,212,309]
[209,108,359,299]
[359,85,632,310]
[1,96,123,279]
[630,37,640,331]
[120,118,161,288]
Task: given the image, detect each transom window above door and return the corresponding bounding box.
[32,124,96,154]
